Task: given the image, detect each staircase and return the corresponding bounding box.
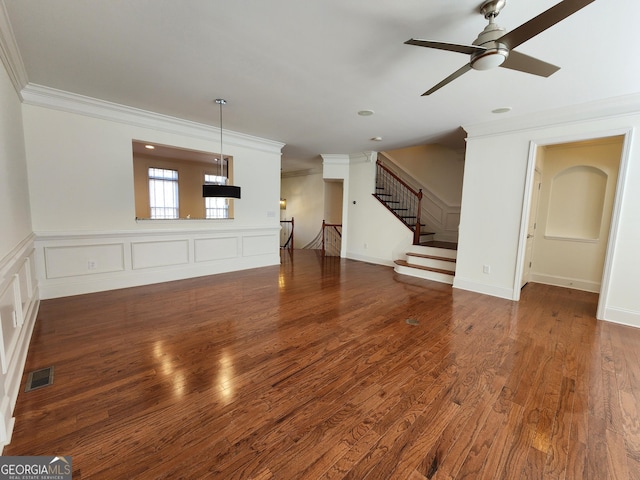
[374,186,436,245]
[374,160,431,245]
[373,154,458,285]
[394,242,457,284]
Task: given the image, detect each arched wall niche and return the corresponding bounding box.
[546,165,608,240]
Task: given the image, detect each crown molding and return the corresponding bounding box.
[348,151,376,164]
[0,1,28,96]
[463,93,640,140]
[20,83,285,155]
[281,167,323,178]
[321,154,351,166]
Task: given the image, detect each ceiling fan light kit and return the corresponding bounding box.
[470,46,508,70]
[405,0,595,95]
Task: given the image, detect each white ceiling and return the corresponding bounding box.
[4,0,640,172]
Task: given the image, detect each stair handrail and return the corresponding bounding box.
[375,160,423,245]
[280,217,294,251]
[376,158,421,197]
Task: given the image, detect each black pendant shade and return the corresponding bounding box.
[203,98,241,199]
[202,184,241,198]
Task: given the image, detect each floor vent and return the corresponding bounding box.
[25,366,54,392]
[405,318,419,326]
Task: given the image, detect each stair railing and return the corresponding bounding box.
[280,217,294,251]
[322,220,342,256]
[375,159,423,244]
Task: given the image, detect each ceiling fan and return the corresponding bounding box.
[405,0,595,95]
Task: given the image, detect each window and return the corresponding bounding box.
[148,168,179,219]
[204,173,229,219]
[132,141,235,219]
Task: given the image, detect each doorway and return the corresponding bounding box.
[521,169,542,288]
[517,132,629,319]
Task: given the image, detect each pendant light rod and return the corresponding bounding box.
[215,98,226,178]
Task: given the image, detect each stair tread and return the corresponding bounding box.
[419,241,458,250]
[406,252,456,263]
[394,260,454,276]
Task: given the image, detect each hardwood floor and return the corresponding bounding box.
[5,250,640,479]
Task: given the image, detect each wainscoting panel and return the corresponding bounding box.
[424,200,444,227]
[44,243,125,278]
[0,234,39,449]
[131,240,189,270]
[194,236,238,263]
[35,227,281,299]
[0,278,21,375]
[445,212,461,232]
[16,254,34,313]
[242,234,278,257]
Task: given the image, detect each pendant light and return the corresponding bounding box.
[202,98,241,198]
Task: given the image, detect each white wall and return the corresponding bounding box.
[456,94,640,327]
[280,171,324,248]
[385,144,465,205]
[21,87,284,299]
[0,59,38,449]
[342,153,412,265]
[0,58,31,258]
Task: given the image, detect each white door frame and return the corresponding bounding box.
[513,127,633,321]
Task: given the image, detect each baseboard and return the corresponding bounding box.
[452,276,516,300]
[601,307,640,328]
[345,251,395,268]
[529,273,600,293]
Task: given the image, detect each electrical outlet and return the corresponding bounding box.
[482,264,491,274]
[88,261,97,270]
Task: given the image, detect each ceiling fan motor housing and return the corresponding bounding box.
[471,21,509,70]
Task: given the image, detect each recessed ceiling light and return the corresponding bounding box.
[358,110,375,116]
[492,107,512,114]
[371,136,383,141]
[145,144,155,149]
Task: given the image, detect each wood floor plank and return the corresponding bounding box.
[3,250,640,479]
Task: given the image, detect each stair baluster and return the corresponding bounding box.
[374,159,424,245]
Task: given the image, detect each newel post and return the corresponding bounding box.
[414,189,423,245]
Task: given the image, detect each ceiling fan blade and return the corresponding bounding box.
[405,38,485,55]
[422,63,473,96]
[498,0,595,50]
[501,50,560,77]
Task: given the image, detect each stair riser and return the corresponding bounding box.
[407,256,455,272]
[406,245,457,260]
[394,265,454,285]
